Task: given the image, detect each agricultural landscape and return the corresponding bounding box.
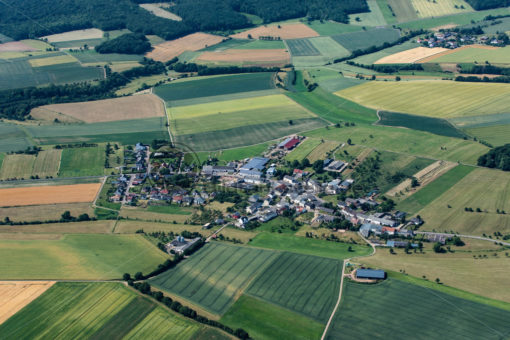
[0,0,510,339]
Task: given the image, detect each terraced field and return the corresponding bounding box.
[150,242,278,315]
[247,251,342,322]
[327,278,510,339]
[337,81,510,118]
[0,149,61,180]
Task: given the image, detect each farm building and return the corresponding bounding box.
[283,137,300,150]
[356,269,386,280]
[241,157,269,171]
[166,236,201,255]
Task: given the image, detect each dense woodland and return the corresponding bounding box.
[95,33,152,54]
[466,0,510,10]
[478,144,510,171]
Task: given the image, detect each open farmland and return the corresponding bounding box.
[376,111,466,138]
[155,73,276,103]
[247,251,342,322]
[139,3,182,21]
[0,203,95,223]
[0,149,61,180]
[196,49,290,66]
[465,124,510,146]
[221,295,323,340]
[305,69,365,92]
[0,221,113,234]
[0,234,167,279]
[196,142,270,163]
[336,80,510,118]
[31,94,165,123]
[147,33,224,62]
[306,20,362,36]
[290,37,350,67]
[0,41,37,52]
[286,39,320,56]
[387,0,418,22]
[231,23,319,40]
[285,138,322,161]
[374,46,448,64]
[0,183,100,207]
[42,28,104,43]
[0,281,55,324]
[353,41,419,64]
[150,242,277,315]
[307,140,340,162]
[326,278,510,339]
[69,50,145,63]
[59,145,106,177]
[416,168,510,235]
[425,45,510,65]
[305,125,488,165]
[28,54,78,67]
[412,0,473,18]
[249,233,371,260]
[331,28,401,52]
[349,0,386,26]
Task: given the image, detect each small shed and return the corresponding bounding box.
[356,269,386,280]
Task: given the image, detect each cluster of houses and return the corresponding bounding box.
[126,143,149,173]
[417,31,507,49]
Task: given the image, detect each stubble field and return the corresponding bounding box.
[147,33,224,62]
[0,281,55,324]
[231,23,319,40]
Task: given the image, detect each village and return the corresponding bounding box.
[417,29,509,49]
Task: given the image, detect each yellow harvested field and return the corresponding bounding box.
[42,28,104,42]
[146,32,224,62]
[196,49,290,66]
[28,54,78,67]
[375,47,448,64]
[412,0,473,18]
[231,23,319,39]
[31,94,165,123]
[0,203,94,223]
[0,281,55,324]
[0,150,62,180]
[0,183,102,207]
[139,3,182,21]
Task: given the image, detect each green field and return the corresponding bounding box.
[306,20,362,36]
[154,73,276,102]
[0,123,33,152]
[465,124,510,146]
[0,234,167,279]
[286,39,320,56]
[349,0,387,26]
[196,142,270,163]
[0,149,61,180]
[58,145,106,177]
[326,278,510,339]
[377,111,467,138]
[412,0,473,18]
[352,41,419,64]
[221,295,323,340]
[377,0,398,24]
[286,87,378,124]
[233,39,285,49]
[331,28,401,52]
[309,37,351,59]
[307,140,340,162]
[247,251,342,322]
[291,37,351,67]
[304,124,489,165]
[147,204,193,215]
[306,70,367,93]
[0,282,204,340]
[249,233,371,260]
[432,46,510,65]
[69,50,145,63]
[337,80,510,118]
[397,164,474,214]
[417,168,510,235]
[387,0,418,22]
[448,112,510,129]
[150,242,278,315]
[285,138,322,161]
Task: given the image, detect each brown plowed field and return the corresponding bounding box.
[231,23,319,40]
[31,94,165,123]
[0,281,55,324]
[146,32,224,61]
[196,49,290,65]
[0,183,101,207]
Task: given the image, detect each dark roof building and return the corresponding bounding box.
[356,269,386,280]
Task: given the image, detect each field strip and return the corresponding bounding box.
[417,45,499,63]
[0,281,55,324]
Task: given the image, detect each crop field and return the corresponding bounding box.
[69,50,145,63]
[285,138,322,161]
[307,140,341,162]
[196,49,290,66]
[376,111,466,138]
[249,233,371,260]
[412,0,473,18]
[396,164,473,214]
[0,149,61,180]
[353,41,419,64]
[247,251,342,322]
[32,94,165,123]
[306,20,362,36]
[221,295,323,340]
[25,117,168,145]
[448,112,510,129]
[59,145,106,177]
[0,234,167,279]
[465,124,510,146]
[231,23,319,40]
[0,202,97,224]
[169,94,316,135]
[375,46,448,64]
[147,33,224,62]
[28,54,78,67]
[232,39,286,49]
[429,45,510,65]
[481,17,510,34]
[196,142,270,163]
[349,0,387,26]
[304,70,366,93]
[286,39,320,56]
[0,41,37,52]
[305,125,488,165]
[0,183,100,207]
[52,38,105,49]
[0,281,55,324]
[309,37,350,59]
[387,0,418,22]
[155,73,275,103]
[150,242,278,315]
[416,168,510,235]
[0,221,113,235]
[336,80,510,118]
[42,28,104,42]
[116,74,169,96]
[115,220,204,233]
[139,3,182,21]
[327,279,510,339]
[331,28,401,52]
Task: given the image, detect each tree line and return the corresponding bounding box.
[95,33,152,54]
[465,0,510,10]
[477,144,510,171]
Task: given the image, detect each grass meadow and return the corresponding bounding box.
[58,145,105,177]
[0,123,33,153]
[336,80,510,118]
[412,0,473,18]
[196,142,270,163]
[247,251,342,322]
[327,278,510,339]
[307,140,340,162]
[249,233,372,260]
[353,41,419,64]
[305,20,362,36]
[465,124,510,146]
[0,234,167,279]
[432,46,510,65]
[150,242,278,315]
[331,28,401,52]
[348,0,387,26]
[221,295,323,340]
[285,138,322,161]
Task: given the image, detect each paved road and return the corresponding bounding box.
[206,223,230,242]
[415,231,510,247]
